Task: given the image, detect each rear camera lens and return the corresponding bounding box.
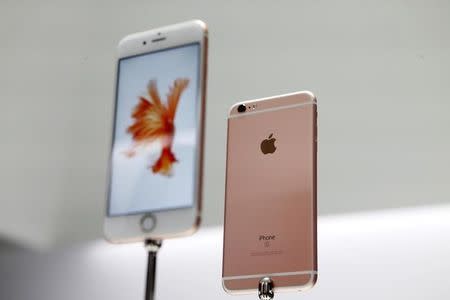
[237,104,246,113]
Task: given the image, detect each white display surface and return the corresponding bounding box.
[1,205,449,299]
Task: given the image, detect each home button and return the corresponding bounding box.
[140,214,156,232]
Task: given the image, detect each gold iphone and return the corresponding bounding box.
[222,91,318,294]
[104,20,208,243]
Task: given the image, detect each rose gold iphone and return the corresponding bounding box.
[104,20,208,243]
[222,91,318,294]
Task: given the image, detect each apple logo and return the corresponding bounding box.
[260,133,277,154]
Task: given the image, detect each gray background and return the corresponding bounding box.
[0,0,449,251]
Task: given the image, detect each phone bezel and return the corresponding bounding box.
[104,20,207,243]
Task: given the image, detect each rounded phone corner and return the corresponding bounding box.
[191,19,208,33]
[103,234,117,244]
[221,279,234,295]
[103,222,118,244]
[303,90,317,105]
[227,102,243,117]
[298,272,318,292]
[194,214,202,231]
[184,215,201,237]
[227,104,236,117]
[117,34,134,51]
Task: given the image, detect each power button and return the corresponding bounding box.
[140,214,156,232]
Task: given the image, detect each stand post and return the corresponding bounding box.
[258,277,274,300]
[144,239,162,300]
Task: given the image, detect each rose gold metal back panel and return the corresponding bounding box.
[222,92,317,294]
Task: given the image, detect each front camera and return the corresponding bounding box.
[143,41,147,45]
[237,104,246,113]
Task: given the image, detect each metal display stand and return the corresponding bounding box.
[258,277,274,300]
[143,238,273,300]
[144,239,162,300]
